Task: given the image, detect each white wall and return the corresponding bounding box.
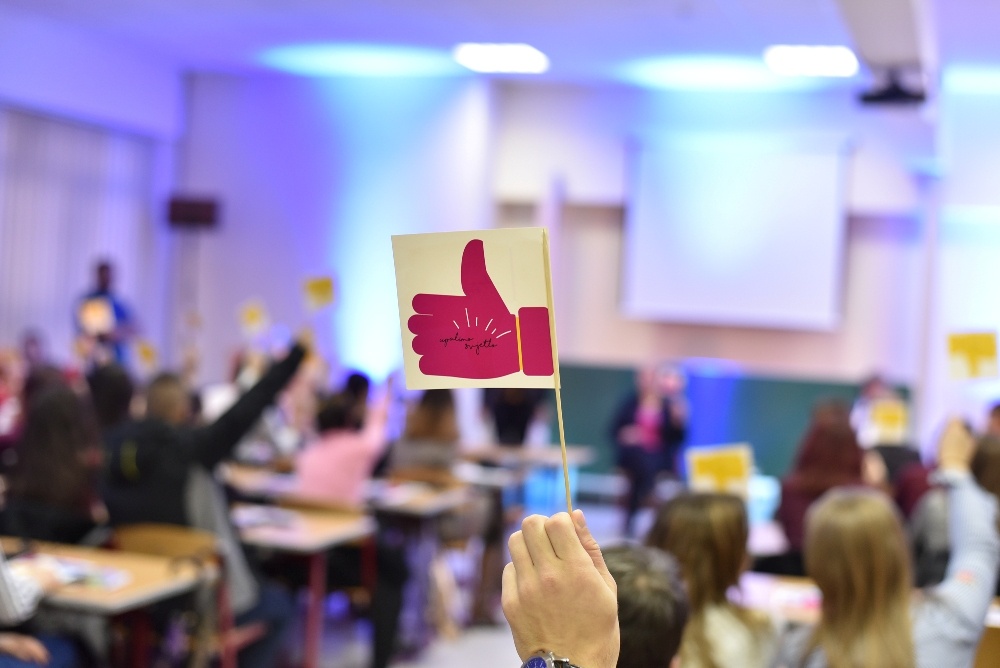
[494,82,926,383]
[0,8,183,139]
[177,72,494,383]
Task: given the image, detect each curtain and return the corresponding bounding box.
[0,106,155,367]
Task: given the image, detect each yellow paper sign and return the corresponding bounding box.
[869,398,908,444]
[391,228,558,390]
[686,444,753,498]
[948,332,999,380]
[134,340,158,372]
[239,300,270,337]
[303,276,335,312]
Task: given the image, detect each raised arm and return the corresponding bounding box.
[189,342,306,469]
[930,420,1000,630]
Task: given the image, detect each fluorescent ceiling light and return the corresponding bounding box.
[453,43,549,74]
[619,56,817,92]
[260,43,460,77]
[764,45,859,78]
[944,66,1000,94]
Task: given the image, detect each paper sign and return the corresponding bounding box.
[303,276,335,312]
[686,444,753,498]
[948,332,999,380]
[239,300,270,337]
[392,228,557,390]
[868,398,908,444]
[134,340,158,372]
[78,298,115,336]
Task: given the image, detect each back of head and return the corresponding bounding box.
[146,373,190,426]
[805,488,914,667]
[21,364,66,404]
[87,364,134,429]
[11,385,98,508]
[604,545,688,668]
[972,435,1000,524]
[786,421,863,495]
[344,372,370,400]
[404,389,458,442]
[646,493,747,611]
[316,392,353,433]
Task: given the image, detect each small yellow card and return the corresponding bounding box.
[686,444,753,498]
[135,340,158,372]
[948,332,999,380]
[303,276,335,312]
[239,300,270,337]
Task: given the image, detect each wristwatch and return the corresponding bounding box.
[522,651,581,668]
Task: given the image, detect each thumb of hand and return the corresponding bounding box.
[460,239,506,312]
[573,509,616,593]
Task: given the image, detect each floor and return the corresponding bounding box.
[308,502,647,668]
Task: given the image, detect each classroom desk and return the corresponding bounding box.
[233,505,375,668]
[738,571,1000,666]
[1,538,204,616]
[460,444,594,468]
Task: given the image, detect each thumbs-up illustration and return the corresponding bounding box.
[407,239,554,379]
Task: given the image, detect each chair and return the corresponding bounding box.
[110,523,266,668]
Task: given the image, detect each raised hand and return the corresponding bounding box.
[408,239,553,380]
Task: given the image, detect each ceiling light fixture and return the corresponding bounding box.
[452,43,549,74]
[260,43,459,77]
[764,45,859,78]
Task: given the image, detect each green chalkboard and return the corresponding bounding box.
[552,362,909,478]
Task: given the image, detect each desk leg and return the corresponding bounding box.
[303,551,328,668]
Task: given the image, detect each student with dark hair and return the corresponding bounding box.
[603,545,689,668]
[775,420,864,575]
[3,386,105,544]
[86,364,133,430]
[101,342,306,668]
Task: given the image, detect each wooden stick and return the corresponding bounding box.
[541,229,572,514]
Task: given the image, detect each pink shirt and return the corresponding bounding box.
[294,405,387,507]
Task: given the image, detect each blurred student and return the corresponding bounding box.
[3,386,105,545]
[911,432,1000,590]
[611,364,687,537]
[603,545,688,668]
[986,403,1000,437]
[85,364,134,431]
[775,418,864,575]
[502,512,620,668]
[773,418,1000,668]
[288,386,405,668]
[0,543,78,667]
[102,342,306,668]
[646,494,774,667]
[482,388,547,446]
[390,389,501,625]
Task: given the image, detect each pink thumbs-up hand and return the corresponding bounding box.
[408,239,554,380]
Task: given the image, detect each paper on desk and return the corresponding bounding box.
[231,505,297,529]
[11,555,131,591]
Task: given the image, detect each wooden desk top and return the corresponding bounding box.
[222,464,472,519]
[2,538,203,616]
[460,445,595,468]
[234,504,375,555]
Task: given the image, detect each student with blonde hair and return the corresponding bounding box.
[646,493,776,667]
[773,418,1000,668]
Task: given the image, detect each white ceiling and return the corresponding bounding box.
[0,0,994,81]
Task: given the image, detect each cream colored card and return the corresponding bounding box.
[239,300,270,337]
[78,298,115,336]
[303,276,335,312]
[686,444,753,498]
[391,228,558,390]
[948,332,999,380]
